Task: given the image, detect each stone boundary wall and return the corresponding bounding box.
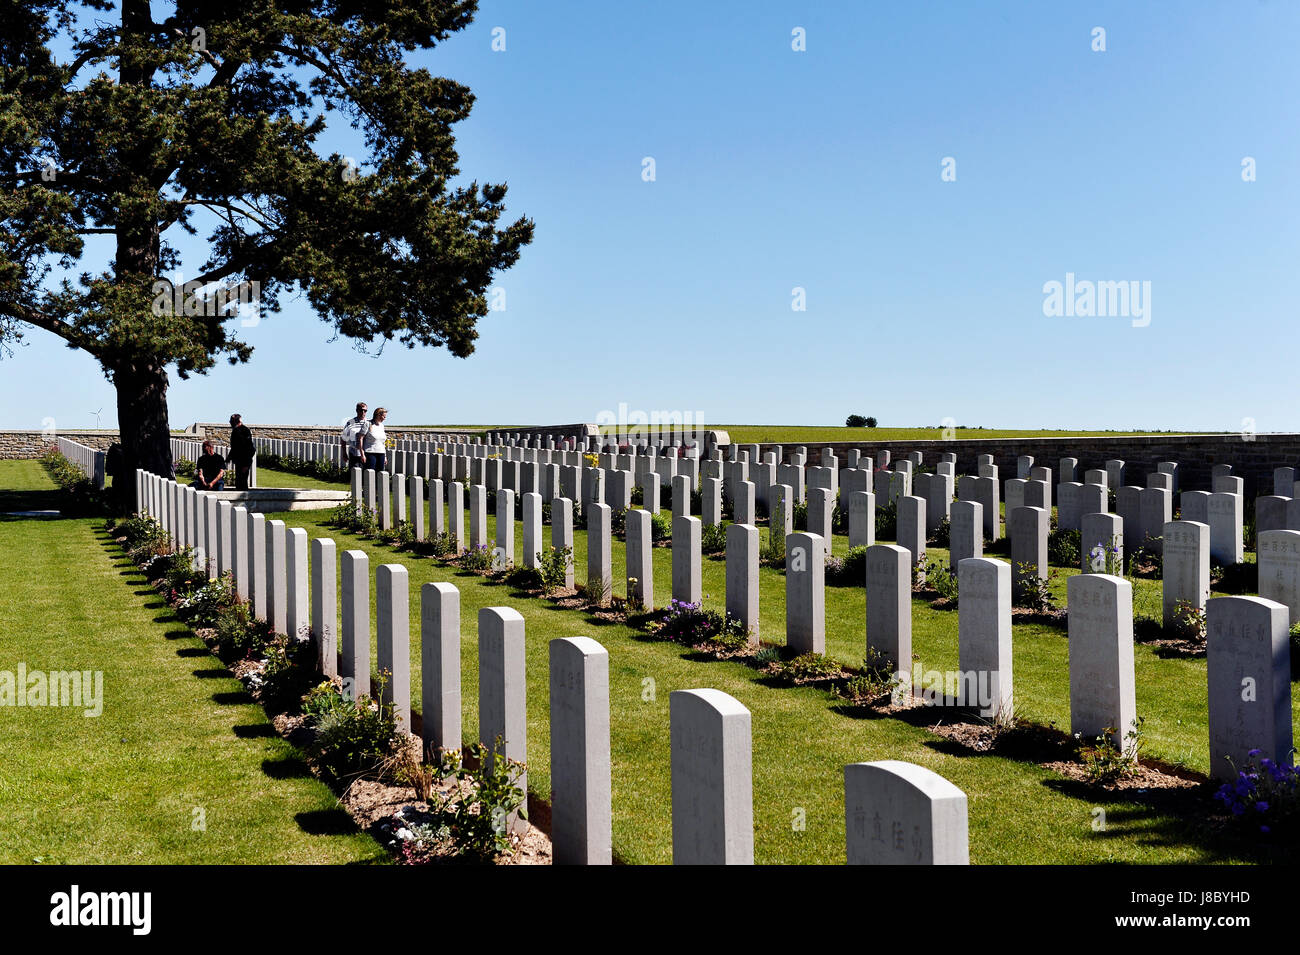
[0,431,119,459]
[790,434,1295,499]
[193,422,596,445]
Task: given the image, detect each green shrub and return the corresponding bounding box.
[833,648,903,705]
[1013,563,1054,611]
[767,652,842,685]
[927,560,959,603]
[174,575,238,628]
[537,545,572,594]
[825,545,867,586]
[656,599,749,648]
[1080,717,1145,784]
[213,598,272,662]
[257,635,317,713]
[1168,600,1207,644]
[875,498,898,540]
[1047,528,1080,567]
[930,516,950,547]
[307,680,402,785]
[701,522,727,554]
[459,544,495,572]
[649,510,673,542]
[424,740,528,862]
[302,679,351,721]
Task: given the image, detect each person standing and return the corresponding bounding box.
[362,407,388,472]
[340,402,369,473]
[226,413,255,490]
[193,441,227,490]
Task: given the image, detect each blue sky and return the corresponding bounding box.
[5,0,1298,432]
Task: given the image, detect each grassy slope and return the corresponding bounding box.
[0,461,386,865]
[260,467,1275,864]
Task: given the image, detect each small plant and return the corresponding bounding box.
[825,545,867,586]
[1126,538,1163,577]
[1168,600,1207,644]
[910,552,928,591]
[586,568,611,607]
[654,599,747,649]
[302,678,351,721]
[927,560,960,603]
[537,545,573,594]
[426,740,528,862]
[258,632,317,712]
[875,498,897,540]
[930,516,950,547]
[701,522,727,554]
[1047,527,1081,568]
[1012,563,1054,612]
[767,652,842,685]
[420,530,456,558]
[649,510,673,542]
[212,597,272,662]
[174,576,238,628]
[1080,717,1144,784]
[1214,749,1300,837]
[459,544,495,572]
[833,648,902,706]
[307,676,402,785]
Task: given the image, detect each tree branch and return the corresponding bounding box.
[0,301,101,356]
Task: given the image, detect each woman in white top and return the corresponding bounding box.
[362,407,388,471]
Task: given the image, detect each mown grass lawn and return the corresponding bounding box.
[257,466,1285,864]
[0,460,386,865]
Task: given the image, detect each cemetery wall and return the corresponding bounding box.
[0,430,118,459]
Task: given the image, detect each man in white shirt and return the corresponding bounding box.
[340,402,369,473]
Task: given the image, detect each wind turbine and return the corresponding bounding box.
[90,408,102,429]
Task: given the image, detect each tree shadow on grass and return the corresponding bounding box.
[263,756,311,779]
[211,690,256,706]
[233,723,276,739]
[1038,776,1282,863]
[175,646,208,658]
[294,808,357,836]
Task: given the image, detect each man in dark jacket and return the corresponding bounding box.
[226,414,255,490]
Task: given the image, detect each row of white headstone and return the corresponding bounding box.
[349,458,1295,784]
[55,437,106,488]
[133,465,973,864]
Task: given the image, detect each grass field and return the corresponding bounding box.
[0,461,386,864]
[251,465,1284,864]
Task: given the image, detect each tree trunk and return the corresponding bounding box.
[112,361,173,512]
